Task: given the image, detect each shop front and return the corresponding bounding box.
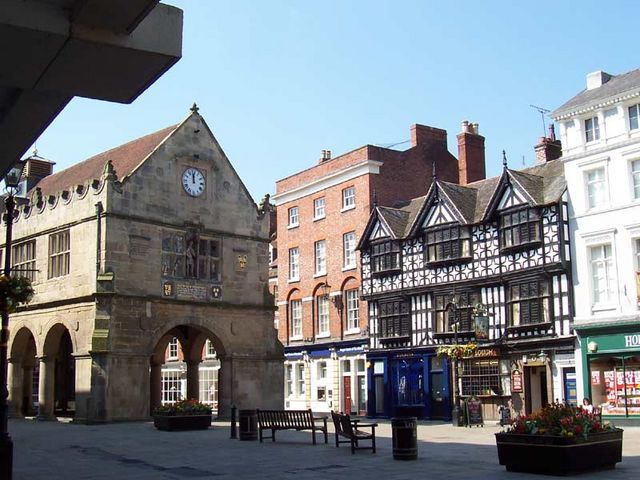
[578,324,640,424]
[366,350,451,420]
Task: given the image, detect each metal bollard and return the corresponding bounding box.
[230,405,237,439]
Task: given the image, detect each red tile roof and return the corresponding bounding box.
[32,124,178,196]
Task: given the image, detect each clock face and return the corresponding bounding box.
[182,167,205,197]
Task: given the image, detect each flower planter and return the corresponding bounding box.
[495,429,623,475]
[153,414,212,431]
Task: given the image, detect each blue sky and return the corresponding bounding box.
[30,0,640,202]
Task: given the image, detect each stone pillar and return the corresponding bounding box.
[217,355,232,418]
[149,362,162,415]
[7,356,21,417]
[186,360,200,401]
[72,354,93,423]
[37,356,55,420]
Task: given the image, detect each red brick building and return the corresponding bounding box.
[273,121,485,414]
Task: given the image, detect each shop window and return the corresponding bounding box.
[296,363,305,396]
[161,368,183,405]
[285,364,293,396]
[378,299,410,341]
[589,355,640,417]
[500,208,541,250]
[434,291,479,334]
[198,366,218,411]
[508,280,551,327]
[370,241,401,275]
[394,359,424,406]
[425,225,471,264]
[460,358,504,396]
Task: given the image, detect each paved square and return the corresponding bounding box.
[9,418,640,479]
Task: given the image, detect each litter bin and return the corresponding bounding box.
[392,417,417,460]
[239,409,257,441]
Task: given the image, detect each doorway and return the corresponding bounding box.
[343,376,352,414]
[525,365,548,414]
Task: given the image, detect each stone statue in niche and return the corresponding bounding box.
[185,233,198,278]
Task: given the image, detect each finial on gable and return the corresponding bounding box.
[373,190,378,209]
[190,102,199,114]
[432,160,437,182]
[502,150,508,169]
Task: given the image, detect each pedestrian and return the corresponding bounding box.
[582,397,593,413]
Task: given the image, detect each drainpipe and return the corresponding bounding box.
[95,202,103,278]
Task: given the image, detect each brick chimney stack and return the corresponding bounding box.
[457,120,486,185]
[410,124,447,148]
[534,125,562,164]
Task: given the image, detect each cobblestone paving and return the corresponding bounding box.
[9,418,640,479]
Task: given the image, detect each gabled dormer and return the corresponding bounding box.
[358,206,406,276]
[409,180,476,265]
[481,167,545,253]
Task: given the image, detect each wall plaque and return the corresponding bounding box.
[176,283,208,301]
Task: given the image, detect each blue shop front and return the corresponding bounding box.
[366,349,452,420]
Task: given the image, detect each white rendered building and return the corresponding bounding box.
[552,69,640,423]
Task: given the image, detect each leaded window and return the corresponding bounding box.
[11,240,36,282]
[434,291,479,333]
[460,358,503,396]
[48,230,70,278]
[500,208,541,250]
[425,225,471,263]
[370,241,401,274]
[378,299,410,340]
[508,280,551,327]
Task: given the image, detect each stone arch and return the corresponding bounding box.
[39,323,76,419]
[150,324,227,418]
[8,326,38,416]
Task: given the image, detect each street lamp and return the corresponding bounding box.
[446,292,462,426]
[1,159,26,480]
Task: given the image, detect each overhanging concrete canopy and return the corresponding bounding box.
[0,0,183,177]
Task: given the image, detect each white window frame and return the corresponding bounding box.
[205,339,216,358]
[288,206,299,228]
[313,197,326,220]
[198,365,218,411]
[290,299,302,339]
[631,159,640,201]
[343,231,357,269]
[345,289,360,333]
[167,337,179,360]
[585,116,600,143]
[589,243,616,308]
[288,247,299,281]
[296,363,305,396]
[285,364,293,397]
[316,295,330,337]
[161,368,184,405]
[629,103,640,131]
[584,166,607,210]
[341,186,355,211]
[12,240,36,282]
[314,240,326,276]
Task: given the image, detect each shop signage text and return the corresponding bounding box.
[625,334,640,348]
[475,348,499,358]
[511,370,523,393]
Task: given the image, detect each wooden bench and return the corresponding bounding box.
[256,409,328,444]
[331,411,378,454]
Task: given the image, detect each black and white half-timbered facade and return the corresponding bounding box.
[358,158,575,421]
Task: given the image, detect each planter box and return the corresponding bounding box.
[153,414,212,432]
[495,429,623,475]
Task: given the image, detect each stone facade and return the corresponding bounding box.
[4,107,283,422]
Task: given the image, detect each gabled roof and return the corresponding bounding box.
[551,69,640,120]
[359,160,566,245]
[32,123,179,196]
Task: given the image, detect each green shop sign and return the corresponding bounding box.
[586,332,640,353]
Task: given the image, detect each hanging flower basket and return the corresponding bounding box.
[436,342,477,360]
[0,275,34,312]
